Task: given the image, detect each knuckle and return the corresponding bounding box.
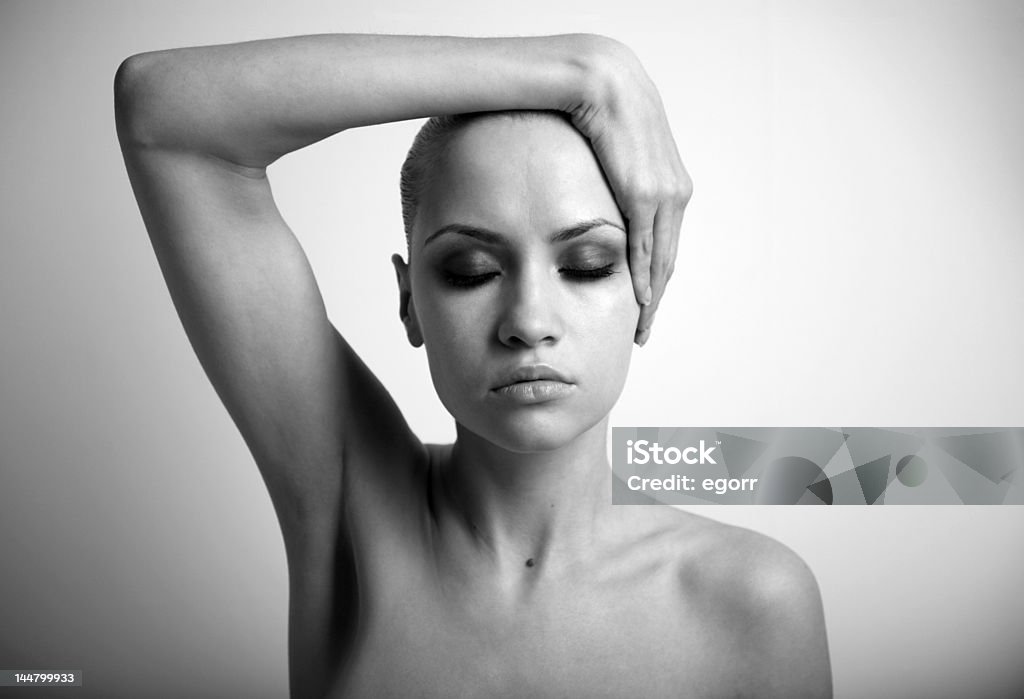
[676,175,694,204]
[631,234,653,257]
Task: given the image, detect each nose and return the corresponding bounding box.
[497,268,563,349]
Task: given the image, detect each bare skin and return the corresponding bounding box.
[115,34,830,698]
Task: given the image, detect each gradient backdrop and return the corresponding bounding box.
[1,1,1022,697]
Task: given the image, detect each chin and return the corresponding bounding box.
[458,404,609,454]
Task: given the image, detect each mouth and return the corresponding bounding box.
[491,365,575,403]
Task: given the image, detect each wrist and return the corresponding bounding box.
[560,34,635,125]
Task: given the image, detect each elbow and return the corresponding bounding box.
[114,53,151,148]
[114,52,170,150]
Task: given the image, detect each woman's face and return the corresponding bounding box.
[398,114,640,453]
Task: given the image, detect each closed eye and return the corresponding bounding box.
[560,263,617,280]
[444,271,501,288]
[442,264,617,288]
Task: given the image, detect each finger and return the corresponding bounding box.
[668,167,692,270]
[647,204,676,313]
[627,203,656,307]
[663,201,684,289]
[635,289,657,343]
[668,204,683,277]
[634,203,678,344]
[635,308,656,346]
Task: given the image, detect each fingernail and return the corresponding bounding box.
[642,286,652,305]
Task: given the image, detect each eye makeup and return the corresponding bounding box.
[562,245,616,265]
[425,226,626,290]
[434,248,502,288]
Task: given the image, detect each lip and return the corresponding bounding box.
[491,364,575,404]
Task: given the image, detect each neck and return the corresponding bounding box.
[440,417,612,572]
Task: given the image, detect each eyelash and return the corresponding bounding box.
[563,264,617,280]
[445,272,500,288]
[444,264,617,288]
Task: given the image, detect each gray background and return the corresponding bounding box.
[1,1,1022,697]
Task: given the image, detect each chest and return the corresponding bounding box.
[325,570,746,699]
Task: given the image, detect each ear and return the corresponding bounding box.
[391,254,424,347]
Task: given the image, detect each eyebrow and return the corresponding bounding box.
[422,217,625,247]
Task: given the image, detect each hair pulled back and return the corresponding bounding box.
[399,110,570,253]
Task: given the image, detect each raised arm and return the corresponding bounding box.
[115,33,689,321]
[115,34,602,517]
[115,34,612,167]
[114,33,688,517]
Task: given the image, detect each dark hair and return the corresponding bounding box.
[399,110,571,253]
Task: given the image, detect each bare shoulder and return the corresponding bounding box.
[669,512,833,698]
[684,517,820,608]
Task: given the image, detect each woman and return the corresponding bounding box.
[115,33,831,698]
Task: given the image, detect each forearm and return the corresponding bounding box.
[114,33,615,168]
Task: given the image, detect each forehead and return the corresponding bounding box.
[413,115,623,251]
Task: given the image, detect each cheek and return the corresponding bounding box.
[411,283,491,393]
[575,278,640,343]
[568,280,639,402]
[415,285,487,348]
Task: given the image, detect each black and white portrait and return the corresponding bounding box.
[1,2,1022,697]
